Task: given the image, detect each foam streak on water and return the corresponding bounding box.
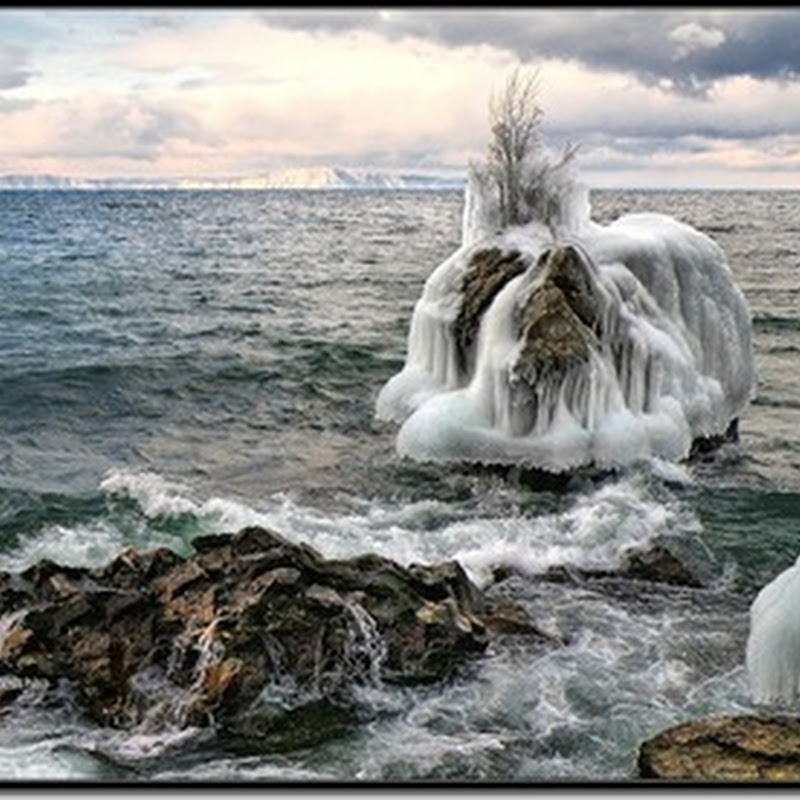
[19,463,699,594]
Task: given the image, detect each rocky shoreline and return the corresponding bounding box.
[638,715,800,781]
[0,520,787,778]
[0,525,551,753]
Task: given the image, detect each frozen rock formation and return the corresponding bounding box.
[746,555,800,706]
[377,152,754,473]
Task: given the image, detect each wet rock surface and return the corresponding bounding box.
[516,245,603,383]
[453,247,529,374]
[0,526,544,750]
[523,531,721,591]
[638,715,800,781]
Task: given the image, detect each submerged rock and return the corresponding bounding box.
[533,532,720,590]
[617,533,721,588]
[638,715,800,781]
[686,418,741,464]
[0,526,541,750]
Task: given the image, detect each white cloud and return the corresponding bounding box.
[0,18,517,177]
[668,21,726,61]
[3,10,800,187]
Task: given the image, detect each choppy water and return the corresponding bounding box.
[0,186,799,783]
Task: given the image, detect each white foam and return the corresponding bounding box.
[449,471,702,587]
[0,737,96,780]
[0,455,704,599]
[92,466,702,593]
[100,467,281,535]
[100,469,201,518]
[0,521,128,573]
[0,470,271,573]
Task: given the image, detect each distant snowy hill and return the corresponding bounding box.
[0,168,465,191]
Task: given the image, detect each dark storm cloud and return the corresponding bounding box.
[681,12,800,82]
[257,9,800,96]
[546,116,800,144]
[256,9,386,36]
[0,43,35,90]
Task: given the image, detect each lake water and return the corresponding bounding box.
[0,186,798,782]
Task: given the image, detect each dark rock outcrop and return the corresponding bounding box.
[617,533,721,589]
[0,526,541,750]
[532,534,720,590]
[687,417,740,463]
[638,715,800,781]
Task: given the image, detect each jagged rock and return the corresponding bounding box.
[687,417,740,463]
[0,525,545,750]
[453,247,529,373]
[618,544,702,588]
[638,715,800,781]
[534,534,719,589]
[617,532,721,588]
[482,599,563,641]
[515,245,603,384]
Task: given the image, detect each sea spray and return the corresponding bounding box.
[4,462,708,594]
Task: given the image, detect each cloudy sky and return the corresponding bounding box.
[3,8,800,188]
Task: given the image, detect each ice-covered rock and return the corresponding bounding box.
[376,152,754,474]
[746,555,800,706]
